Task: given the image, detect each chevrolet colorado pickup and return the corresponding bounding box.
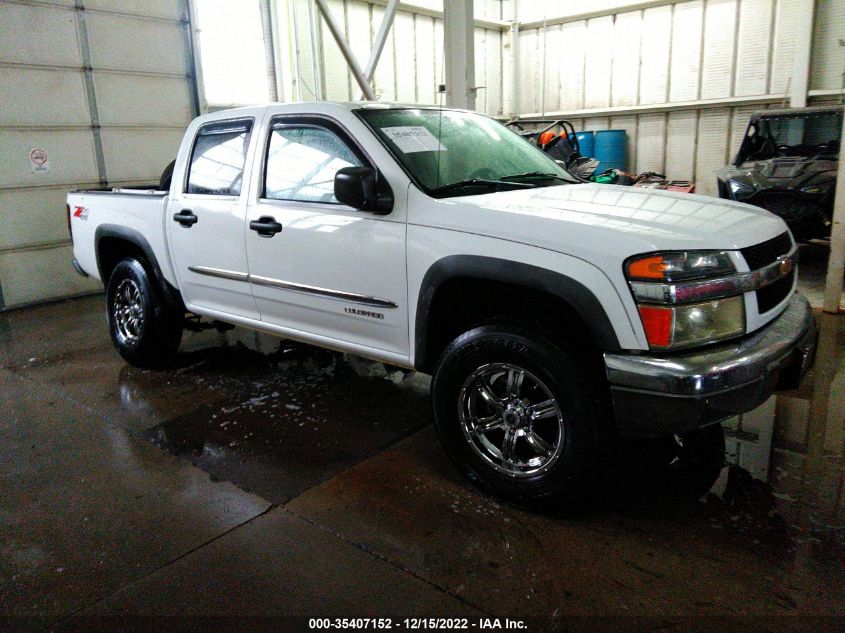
[68,102,816,507]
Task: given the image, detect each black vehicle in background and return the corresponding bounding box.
[717,106,842,241]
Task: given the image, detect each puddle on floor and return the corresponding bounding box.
[132,332,430,504]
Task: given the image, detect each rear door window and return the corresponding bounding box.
[187,119,253,196]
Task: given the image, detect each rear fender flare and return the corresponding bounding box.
[94,224,184,312]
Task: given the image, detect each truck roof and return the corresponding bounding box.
[195,100,469,125]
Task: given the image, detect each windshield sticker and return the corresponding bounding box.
[382,126,446,153]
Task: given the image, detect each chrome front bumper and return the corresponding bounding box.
[604,293,817,438]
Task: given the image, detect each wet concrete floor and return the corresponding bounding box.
[1,295,844,631]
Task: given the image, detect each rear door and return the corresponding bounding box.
[244,115,408,358]
[167,117,259,319]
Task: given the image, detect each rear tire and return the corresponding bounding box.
[106,258,183,368]
[431,324,604,511]
[159,159,176,191]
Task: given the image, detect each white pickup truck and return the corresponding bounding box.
[68,102,816,507]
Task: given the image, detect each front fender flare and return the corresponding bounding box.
[414,255,622,371]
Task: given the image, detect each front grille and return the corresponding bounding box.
[757,268,795,313]
[739,232,792,270]
[740,232,794,315]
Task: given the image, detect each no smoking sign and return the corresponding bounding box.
[30,148,49,173]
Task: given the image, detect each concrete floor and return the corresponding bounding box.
[1,293,844,632]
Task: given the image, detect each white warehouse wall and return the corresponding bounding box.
[514,0,844,196]
[0,0,197,309]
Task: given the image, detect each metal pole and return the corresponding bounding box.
[359,0,400,99]
[443,0,475,109]
[510,20,519,116]
[259,0,279,101]
[539,14,547,118]
[314,0,377,100]
[291,0,304,101]
[823,112,845,312]
[74,1,108,186]
[307,0,324,99]
[183,0,204,116]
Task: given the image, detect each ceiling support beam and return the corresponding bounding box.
[443,0,475,110]
[358,0,399,99]
[314,0,376,100]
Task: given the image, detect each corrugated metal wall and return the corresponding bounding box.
[286,0,507,116]
[514,0,844,196]
[0,0,196,309]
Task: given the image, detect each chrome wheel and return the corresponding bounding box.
[112,279,144,345]
[458,362,564,478]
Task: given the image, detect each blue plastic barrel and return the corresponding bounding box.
[593,130,627,172]
[571,131,594,159]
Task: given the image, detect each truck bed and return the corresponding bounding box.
[69,187,173,285]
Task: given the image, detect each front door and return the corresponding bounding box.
[245,116,408,358]
[168,117,258,319]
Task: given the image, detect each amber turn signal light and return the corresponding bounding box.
[627,255,666,280]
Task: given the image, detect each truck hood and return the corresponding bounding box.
[426,183,788,260]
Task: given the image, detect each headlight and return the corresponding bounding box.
[625,251,745,350]
[637,296,745,349]
[800,182,834,195]
[728,180,755,201]
[626,251,735,282]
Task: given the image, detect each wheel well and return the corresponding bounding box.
[97,237,148,284]
[96,235,185,312]
[419,277,603,376]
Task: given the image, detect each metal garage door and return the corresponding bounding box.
[0,0,198,309]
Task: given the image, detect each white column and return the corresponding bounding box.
[789,0,815,108]
[443,0,475,110]
[823,117,845,313]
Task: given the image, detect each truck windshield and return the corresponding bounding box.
[357,108,577,198]
[737,111,842,163]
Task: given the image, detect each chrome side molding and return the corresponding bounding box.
[250,275,398,308]
[187,266,397,309]
[188,266,249,283]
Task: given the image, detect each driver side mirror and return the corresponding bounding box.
[334,166,393,214]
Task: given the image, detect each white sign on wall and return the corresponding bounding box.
[29,148,49,173]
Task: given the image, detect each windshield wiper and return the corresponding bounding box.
[429,178,534,197]
[500,171,571,182]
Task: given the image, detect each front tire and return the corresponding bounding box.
[106,258,183,368]
[431,324,604,510]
